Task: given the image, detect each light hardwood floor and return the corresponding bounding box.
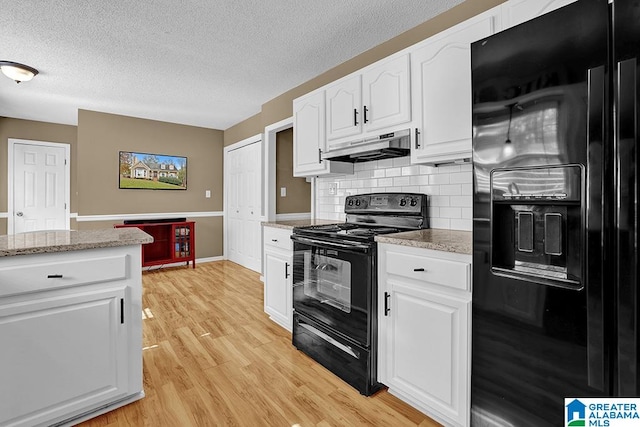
[80,261,441,427]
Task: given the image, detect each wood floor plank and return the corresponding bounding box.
[78,261,441,426]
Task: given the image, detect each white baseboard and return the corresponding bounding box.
[141,256,224,271]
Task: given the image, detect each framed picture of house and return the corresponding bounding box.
[119,151,187,190]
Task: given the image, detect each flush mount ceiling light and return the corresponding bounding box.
[0,61,39,83]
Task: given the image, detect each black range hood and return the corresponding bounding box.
[321,128,411,163]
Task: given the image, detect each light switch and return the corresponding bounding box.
[205,190,211,198]
[280,187,287,197]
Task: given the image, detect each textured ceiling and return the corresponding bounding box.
[0,0,464,130]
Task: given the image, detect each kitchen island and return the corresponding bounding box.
[0,228,152,427]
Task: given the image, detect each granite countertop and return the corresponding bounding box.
[375,229,472,255]
[0,228,153,257]
[261,219,340,230]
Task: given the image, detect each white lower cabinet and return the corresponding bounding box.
[263,226,293,331]
[378,243,471,427]
[0,246,143,427]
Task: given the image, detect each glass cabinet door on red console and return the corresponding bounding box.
[115,221,195,269]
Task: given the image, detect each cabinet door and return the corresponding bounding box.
[0,286,129,427]
[502,0,577,29]
[326,75,362,143]
[293,91,328,176]
[362,53,411,133]
[411,12,496,165]
[264,249,292,331]
[382,280,470,426]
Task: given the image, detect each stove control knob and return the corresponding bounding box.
[399,199,407,207]
[355,200,361,206]
[410,199,417,207]
[348,199,353,206]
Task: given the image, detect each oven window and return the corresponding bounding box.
[304,251,351,312]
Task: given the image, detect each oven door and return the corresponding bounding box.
[291,234,374,347]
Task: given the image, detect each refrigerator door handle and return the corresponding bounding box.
[586,65,607,391]
[616,57,638,396]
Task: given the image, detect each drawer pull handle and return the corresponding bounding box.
[271,239,278,242]
[47,274,63,279]
[413,268,425,272]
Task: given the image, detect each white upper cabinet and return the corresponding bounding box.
[411,7,500,165]
[293,90,353,177]
[326,75,362,141]
[502,0,578,29]
[326,53,411,146]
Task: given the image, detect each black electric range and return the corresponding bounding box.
[290,193,428,395]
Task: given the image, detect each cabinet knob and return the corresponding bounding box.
[16,211,23,217]
[413,268,425,272]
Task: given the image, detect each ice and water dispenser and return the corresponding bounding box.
[490,165,583,288]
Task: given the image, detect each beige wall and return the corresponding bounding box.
[276,128,310,214]
[0,117,78,234]
[76,110,224,258]
[225,0,505,145]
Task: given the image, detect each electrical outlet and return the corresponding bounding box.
[328,182,338,195]
[205,190,211,198]
[280,187,287,197]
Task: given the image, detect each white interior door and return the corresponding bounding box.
[225,137,262,272]
[9,139,70,234]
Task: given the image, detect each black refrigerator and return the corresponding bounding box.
[471,0,639,425]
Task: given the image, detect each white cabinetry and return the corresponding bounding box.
[263,226,293,331]
[378,243,472,427]
[411,8,499,165]
[326,53,411,145]
[0,246,143,427]
[293,90,353,177]
[502,0,578,29]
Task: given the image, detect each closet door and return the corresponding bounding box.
[226,140,262,272]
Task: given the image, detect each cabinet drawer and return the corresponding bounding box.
[263,227,292,251]
[386,250,469,291]
[0,254,128,297]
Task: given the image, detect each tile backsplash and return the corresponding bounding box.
[315,156,472,231]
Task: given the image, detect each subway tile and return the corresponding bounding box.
[393,176,411,186]
[401,165,421,176]
[450,195,472,207]
[430,195,450,207]
[450,171,472,184]
[450,218,472,231]
[362,161,378,170]
[419,185,440,195]
[438,164,460,174]
[419,165,437,174]
[354,163,366,172]
[393,156,411,167]
[461,207,472,219]
[440,184,462,196]
[461,183,473,195]
[356,170,373,179]
[385,168,402,177]
[410,175,430,186]
[430,218,451,229]
[401,186,421,194]
[428,206,440,217]
[377,178,393,187]
[460,163,472,172]
[377,159,394,168]
[373,169,386,178]
[440,207,462,218]
[429,174,450,185]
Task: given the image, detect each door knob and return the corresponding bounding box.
[16,211,23,217]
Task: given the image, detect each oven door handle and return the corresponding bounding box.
[290,235,371,253]
[298,320,360,359]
